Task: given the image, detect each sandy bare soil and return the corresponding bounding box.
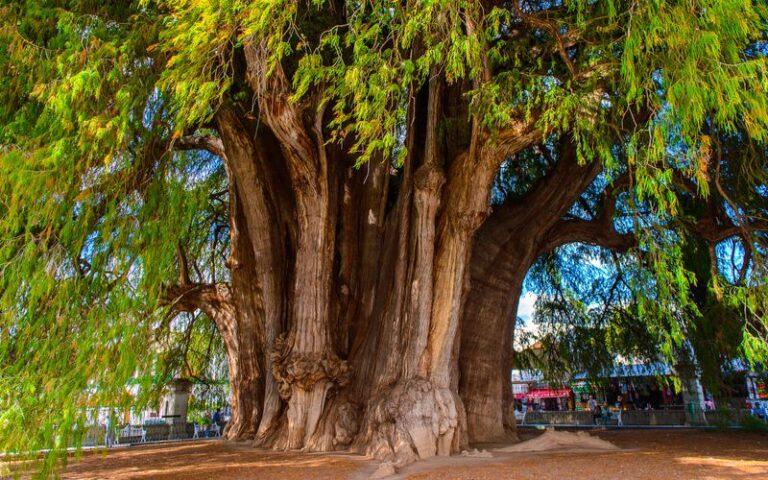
[40,429,768,479]
[402,429,768,480]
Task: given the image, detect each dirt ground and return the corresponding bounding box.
[46,428,768,479]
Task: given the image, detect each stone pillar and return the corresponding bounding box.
[162,378,192,424]
[746,375,758,400]
[676,363,707,425]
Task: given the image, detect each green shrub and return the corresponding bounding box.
[711,408,735,430]
[739,415,768,433]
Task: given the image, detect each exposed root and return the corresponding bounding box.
[257,387,359,452]
[356,378,459,467]
[266,333,352,450]
[370,461,396,479]
[461,448,493,458]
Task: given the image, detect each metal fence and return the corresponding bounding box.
[517,408,759,427]
[82,423,225,447]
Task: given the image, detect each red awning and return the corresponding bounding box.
[517,388,571,400]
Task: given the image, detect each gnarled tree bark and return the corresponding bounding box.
[169,44,616,470]
[460,137,606,443]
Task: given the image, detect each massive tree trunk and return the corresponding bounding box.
[458,134,639,444]
[215,104,292,441]
[459,139,603,443]
[173,106,637,461]
[245,48,349,451]
[351,80,542,464]
[221,190,266,440]
[171,49,559,465]
[346,79,469,465]
[460,261,527,443]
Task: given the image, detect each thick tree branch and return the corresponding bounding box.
[541,216,636,253]
[177,243,192,285]
[175,134,226,159]
[243,42,322,190]
[162,282,233,317]
[482,134,601,241]
[540,173,634,254]
[689,215,768,244]
[487,117,544,166]
[513,5,576,77]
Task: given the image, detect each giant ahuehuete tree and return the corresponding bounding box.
[1,0,768,473]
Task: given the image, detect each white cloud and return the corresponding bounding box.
[514,292,540,350]
[517,292,537,322]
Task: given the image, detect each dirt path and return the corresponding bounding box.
[59,442,373,480]
[50,429,768,479]
[402,429,768,480]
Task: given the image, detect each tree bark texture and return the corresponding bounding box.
[169,49,632,466]
[459,138,638,443]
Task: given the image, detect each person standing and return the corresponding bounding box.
[587,395,600,425]
[104,411,115,448]
[754,402,766,420]
[212,408,221,436]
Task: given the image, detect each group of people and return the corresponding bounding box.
[586,394,653,425]
[195,408,223,438]
[586,395,619,425]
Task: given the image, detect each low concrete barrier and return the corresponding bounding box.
[82,426,106,447]
[518,409,763,427]
[705,409,750,426]
[519,409,688,426]
[621,410,686,425]
[522,411,595,425]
